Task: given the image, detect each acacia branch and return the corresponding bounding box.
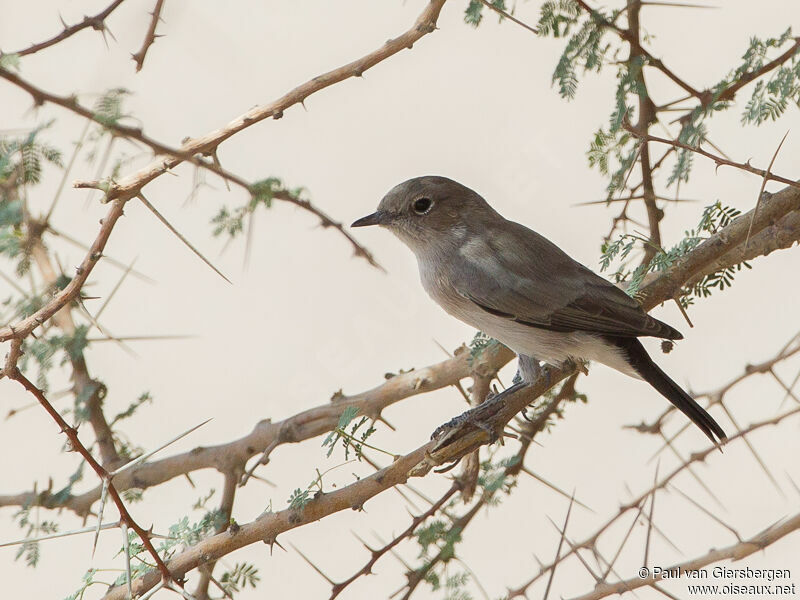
[623,125,800,190]
[401,375,579,600]
[569,510,800,600]
[28,233,119,466]
[506,405,800,598]
[100,443,434,600]
[0,344,515,515]
[715,37,800,104]
[10,0,128,57]
[131,0,165,72]
[0,0,447,272]
[626,1,661,265]
[330,483,460,599]
[683,207,800,288]
[194,471,238,600]
[0,198,127,343]
[573,0,703,99]
[74,0,447,201]
[478,0,539,35]
[633,330,800,450]
[8,369,176,585]
[0,0,447,345]
[638,182,800,308]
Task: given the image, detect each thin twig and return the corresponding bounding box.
[478,0,539,35]
[136,193,231,283]
[12,0,128,56]
[745,130,789,253]
[132,0,166,71]
[8,369,176,584]
[622,125,800,190]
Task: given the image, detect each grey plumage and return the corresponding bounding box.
[352,175,726,443]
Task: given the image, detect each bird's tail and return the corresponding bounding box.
[609,336,727,444]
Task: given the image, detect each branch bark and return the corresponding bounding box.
[638,182,800,309]
[10,0,128,57]
[131,0,165,72]
[0,344,514,515]
[568,511,800,600]
[75,0,447,201]
[0,198,126,343]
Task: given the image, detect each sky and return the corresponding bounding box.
[1,1,799,599]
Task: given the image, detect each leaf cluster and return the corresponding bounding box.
[219,562,261,595]
[211,176,305,239]
[463,0,507,28]
[467,330,498,365]
[12,505,59,567]
[92,88,131,128]
[600,201,750,304]
[19,324,89,391]
[321,405,377,461]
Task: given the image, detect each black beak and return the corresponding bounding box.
[351,211,383,228]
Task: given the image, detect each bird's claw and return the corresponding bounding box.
[431,406,498,452]
[430,382,528,452]
[430,405,492,446]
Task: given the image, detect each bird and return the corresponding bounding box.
[351,175,726,444]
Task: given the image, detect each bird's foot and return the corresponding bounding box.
[431,382,527,451]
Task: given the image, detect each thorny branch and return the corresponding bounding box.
[27,230,119,466]
[71,0,446,202]
[194,471,238,600]
[7,369,177,586]
[131,0,165,72]
[8,0,128,57]
[570,509,800,600]
[623,124,800,191]
[634,330,800,440]
[0,344,515,514]
[400,374,580,600]
[625,0,661,265]
[573,0,800,250]
[0,0,450,271]
[0,198,126,345]
[505,405,800,599]
[0,68,379,268]
[573,0,704,100]
[0,0,451,348]
[329,483,460,599]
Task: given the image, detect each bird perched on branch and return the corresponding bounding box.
[352,176,726,444]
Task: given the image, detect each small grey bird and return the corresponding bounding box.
[352,176,726,443]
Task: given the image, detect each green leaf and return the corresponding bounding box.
[288,488,310,510]
[337,405,359,429]
[0,53,21,70]
[93,88,131,127]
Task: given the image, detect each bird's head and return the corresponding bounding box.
[351,176,500,253]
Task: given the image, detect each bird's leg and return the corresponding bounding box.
[516,354,547,421]
[517,354,544,384]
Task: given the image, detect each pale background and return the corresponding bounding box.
[1,1,799,599]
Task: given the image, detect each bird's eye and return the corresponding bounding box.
[412,197,433,214]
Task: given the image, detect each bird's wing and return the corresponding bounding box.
[452,221,681,340]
